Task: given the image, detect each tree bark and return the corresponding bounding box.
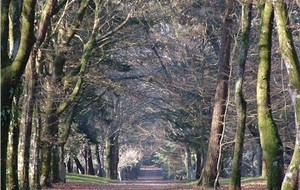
[7,97,21,190]
[87,144,95,175]
[106,134,119,180]
[256,2,284,189]
[1,1,36,189]
[272,1,300,189]
[40,0,102,184]
[24,0,56,187]
[21,53,37,190]
[229,3,252,190]
[198,0,234,187]
[32,105,42,190]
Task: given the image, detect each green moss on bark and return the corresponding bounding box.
[256,2,284,190]
[273,0,300,189]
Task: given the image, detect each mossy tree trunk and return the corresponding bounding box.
[7,96,21,190]
[229,3,252,190]
[272,1,300,189]
[22,0,56,187]
[198,0,234,187]
[256,2,284,189]
[39,0,90,186]
[1,1,36,189]
[40,88,60,187]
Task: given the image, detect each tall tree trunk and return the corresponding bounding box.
[7,97,21,190]
[272,1,300,189]
[1,1,36,189]
[40,146,52,187]
[20,0,56,187]
[229,3,252,190]
[106,134,119,180]
[32,105,42,190]
[40,97,59,187]
[10,118,20,190]
[40,3,95,182]
[198,0,234,187]
[21,53,37,190]
[256,2,284,189]
[38,0,89,183]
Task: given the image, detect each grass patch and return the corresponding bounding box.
[66,173,116,184]
[219,177,266,185]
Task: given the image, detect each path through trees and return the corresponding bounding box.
[44,165,197,190]
[43,165,267,190]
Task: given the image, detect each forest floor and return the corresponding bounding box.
[43,165,267,190]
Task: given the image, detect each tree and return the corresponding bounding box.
[273,0,300,189]
[39,0,133,185]
[230,2,252,190]
[7,94,22,190]
[256,1,284,189]
[1,1,36,189]
[21,1,57,188]
[198,0,234,187]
